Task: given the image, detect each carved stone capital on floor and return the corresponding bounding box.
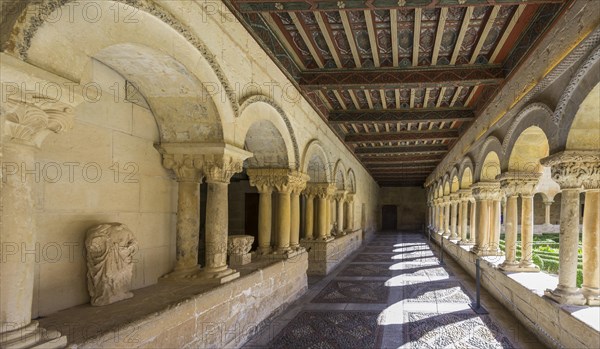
[498,172,541,197]
[227,235,254,266]
[2,96,75,148]
[471,181,502,201]
[541,150,600,189]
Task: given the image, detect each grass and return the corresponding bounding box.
[499,233,583,287]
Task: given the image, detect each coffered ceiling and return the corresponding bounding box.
[223,0,570,186]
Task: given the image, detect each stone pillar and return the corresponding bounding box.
[275,189,292,253]
[501,194,519,270]
[457,198,463,240]
[469,198,476,244]
[199,150,250,283]
[541,151,598,305]
[442,196,450,236]
[449,194,459,239]
[248,169,275,255]
[520,179,541,271]
[436,198,443,234]
[290,187,302,250]
[317,195,328,239]
[582,187,600,305]
[161,151,203,277]
[303,192,315,240]
[346,193,355,231]
[1,95,77,347]
[335,190,346,234]
[471,182,501,256]
[489,192,503,256]
[543,200,554,226]
[458,190,471,244]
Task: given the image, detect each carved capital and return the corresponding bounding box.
[541,151,600,189]
[345,193,355,203]
[227,235,254,255]
[449,193,460,204]
[471,181,502,201]
[2,97,75,148]
[203,154,244,183]
[248,168,308,193]
[304,182,336,199]
[334,190,347,201]
[458,189,472,201]
[498,172,541,197]
[161,153,203,182]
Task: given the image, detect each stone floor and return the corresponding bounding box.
[243,231,546,349]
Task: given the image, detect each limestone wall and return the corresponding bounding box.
[301,230,362,275]
[378,187,427,231]
[432,233,599,349]
[32,60,177,317]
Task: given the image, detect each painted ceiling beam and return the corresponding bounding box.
[346,130,459,143]
[299,67,504,90]
[354,145,447,154]
[330,108,474,123]
[232,1,563,13]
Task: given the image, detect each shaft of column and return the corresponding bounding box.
[457,200,463,240]
[489,199,502,255]
[290,191,301,249]
[304,195,315,240]
[450,200,458,239]
[582,189,600,305]
[276,191,292,253]
[473,199,489,255]
[337,199,344,234]
[500,195,519,270]
[544,201,553,225]
[1,144,37,332]
[204,181,231,274]
[257,188,273,254]
[317,197,328,239]
[469,200,477,243]
[460,200,469,242]
[173,180,201,274]
[519,194,539,271]
[444,203,451,236]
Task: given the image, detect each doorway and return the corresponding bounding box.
[381,205,397,231]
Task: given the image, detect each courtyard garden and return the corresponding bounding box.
[499,234,583,287]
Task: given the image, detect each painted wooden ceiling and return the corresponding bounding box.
[224,0,569,186]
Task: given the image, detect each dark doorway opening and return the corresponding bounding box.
[382,205,397,231]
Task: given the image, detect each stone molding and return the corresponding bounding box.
[2,96,75,148]
[541,150,600,189]
[498,172,542,197]
[471,181,502,201]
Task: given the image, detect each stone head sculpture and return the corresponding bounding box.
[85,223,138,306]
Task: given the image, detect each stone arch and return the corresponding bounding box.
[346,169,356,193]
[458,156,475,189]
[4,0,238,134]
[301,140,331,183]
[333,160,347,190]
[442,174,450,195]
[506,126,550,173]
[565,82,600,150]
[474,136,503,182]
[555,46,600,151]
[238,96,299,168]
[502,103,557,166]
[436,181,444,198]
[243,120,289,169]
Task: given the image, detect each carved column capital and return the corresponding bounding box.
[304,182,336,199]
[541,150,600,189]
[345,193,355,203]
[2,97,75,148]
[458,189,472,201]
[203,154,245,183]
[248,168,309,193]
[161,153,203,182]
[471,181,502,201]
[498,172,541,197]
[449,193,460,204]
[334,190,347,201]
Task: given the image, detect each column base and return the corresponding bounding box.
[517,262,540,272]
[545,286,586,305]
[582,287,600,306]
[161,265,201,279]
[196,267,240,284]
[498,261,520,272]
[0,321,66,349]
[316,236,335,242]
[266,248,305,260]
[458,240,474,246]
[256,246,272,255]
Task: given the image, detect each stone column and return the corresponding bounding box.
[317,195,328,239]
[470,182,501,255]
[303,191,315,240]
[457,198,463,240]
[275,188,292,253]
[335,190,347,234]
[449,194,459,239]
[289,173,307,251]
[436,199,443,234]
[499,173,520,271]
[541,151,598,305]
[161,151,203,277]
[519,174,541,271]
[543,200,554,226]
[469,198,476,244]
[199,150,250,283]
[582,187,600,305]
[1,95,76,347]
[442,196,451,237]
[346,193,355,231]
[458,190,471,244]
[248,169,275,255]
[489,191,504,256]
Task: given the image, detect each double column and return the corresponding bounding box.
[457,189,473,245]
[1,93,79,347]
[344,193,355,232]
[498,172,541,272]
[542,151,599,305]
[161,144,251,282]
[449,194,459,239]
[470,181,503,256]
[334,190,347,235]
[303,183,336,241]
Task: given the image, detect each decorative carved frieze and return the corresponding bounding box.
[2,97,75,147]
[541,151,600,189]
[471,181,502,201]
[498,172,542,197]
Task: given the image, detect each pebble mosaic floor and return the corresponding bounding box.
[243,232,546,349]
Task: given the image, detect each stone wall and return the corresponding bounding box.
[432,233,599,349]
[378,187,427,231]
[33,60,177,317]
[301,230,362,275]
